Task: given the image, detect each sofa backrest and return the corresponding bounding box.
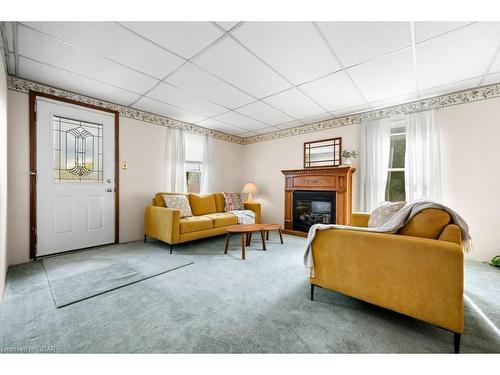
[153,192,226,214]
[398,208,451,239]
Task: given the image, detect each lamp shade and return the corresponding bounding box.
[242,182,258,194]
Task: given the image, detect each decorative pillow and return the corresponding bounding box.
[368,201,405,228]
[163,194,192,218]
[223,192,245,211]
[188,194,217,216]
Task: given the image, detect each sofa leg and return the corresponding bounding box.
[310,284,315,301]
[170,244,173,254]
[454,333,461,353]
[144,235,147,243]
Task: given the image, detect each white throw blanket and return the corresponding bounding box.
[304,200,472,277]
[229,210,256,224]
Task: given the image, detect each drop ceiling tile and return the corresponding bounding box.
[253,126,279,135]
[194,37,291,98]
[119,22,224,59]
[414,22,472,43]
[348,48,416,102]
[213,111,267,130]
[132,97,205,124]
[417,22,500,90]
[196,118,246,135]
[166,63,254,108]
[300,113,334,125]
[147,82,226,118]
[19,56,140,106]
[5,22,14,51]
[330,104,371,118]
[239,131,258,138]
[318,22,411,67]
[274,120,304,129]
[216,22,240,31]
[23,22,184,79]
[18,25,157,95]
[235,100,293,125]
[418,78,481,99]
[233,22,341,85]
[487,47,500,73]
[482,71,500,85]
[370,93,419,110]
[263,88,325,119]
[299,71,366,111]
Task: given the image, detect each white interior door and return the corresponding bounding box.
[36,98,115,256]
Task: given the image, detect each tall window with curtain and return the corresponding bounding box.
[184,133,214,194]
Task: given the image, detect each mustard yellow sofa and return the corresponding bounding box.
[309,209,464,353]
[144,192,261,252]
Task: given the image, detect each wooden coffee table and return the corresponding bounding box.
[224,224,266,260]
[262,224,283,244]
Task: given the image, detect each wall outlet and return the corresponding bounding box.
[121,161,128,170]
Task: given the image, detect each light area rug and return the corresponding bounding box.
[42,243,193,308]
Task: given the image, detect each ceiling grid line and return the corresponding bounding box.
[410,22,421,96]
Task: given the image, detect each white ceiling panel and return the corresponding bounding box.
[194,37,291,98]
[5,22,14,51]
[18,25,157,94]
[274,120,304,129]
[417,22,500,90]
[196,118,246,135]
[213,111,267,130]
[233,22,341,85]
[482,71,500,85]
[239,131,258,137]
[166,63,254,108]
[19,56,141,106]
[318,22,411,67]
[487,48,500,73]
[330,104,371,118]
[263,88,325,119]
[119,22,224,59]
[348,49,416,102]
[22,22,185,79]
[299,71,366,111]
[215,22,240,31]
[414,22,472,43]
[132,97,206,124]
[236,100,293,125]
[253,126,279,135]
[370,93,420,110]
[300,113,334,125]
[419,78,481,99]
[147,82,226,118]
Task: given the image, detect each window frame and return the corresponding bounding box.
[385,120,406,202]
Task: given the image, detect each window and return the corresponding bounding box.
[184,133,204,194]
[385,124,406,202]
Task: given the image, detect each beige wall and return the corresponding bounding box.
[6,90,244,265]
[0,60,7,299]
[242,125,361,226]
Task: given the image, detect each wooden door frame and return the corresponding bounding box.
[29,90,120,260]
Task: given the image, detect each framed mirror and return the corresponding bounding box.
[303,137,342,168]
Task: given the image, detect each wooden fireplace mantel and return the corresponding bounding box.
[281,166,356,237]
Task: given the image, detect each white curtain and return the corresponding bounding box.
[200,135,214,194]
[359,117,391,212]
[166,127,186,193]
[405,110,441,202]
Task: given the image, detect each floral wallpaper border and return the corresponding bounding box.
[8,75,500,146]
[7,76,245,145]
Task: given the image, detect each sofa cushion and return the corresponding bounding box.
[189,194,217,216]
[214,193,226,213]
[179,216,213,234]
[398,208,451,239]
[223,192,245,211]
[163,194,192,218]
[203,213,238,228]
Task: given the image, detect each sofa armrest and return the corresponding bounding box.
[144,206,180,244]
[244,202,261,224]
[351,212,370,227]
[311,229,464,333]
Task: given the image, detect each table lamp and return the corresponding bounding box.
[242,182,258,202]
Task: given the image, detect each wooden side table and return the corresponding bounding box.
[262,224,283,244]
[224,224,266,260]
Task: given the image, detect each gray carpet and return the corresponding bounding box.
[42,244,194,308]
[0,235,499,353]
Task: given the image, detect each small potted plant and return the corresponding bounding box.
[490,255,500,268]
[342,150,358,166]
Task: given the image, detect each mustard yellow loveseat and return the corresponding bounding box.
[144,192,261,252]
[309,209,464,353]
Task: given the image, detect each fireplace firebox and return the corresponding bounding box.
[293,191,335,232]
